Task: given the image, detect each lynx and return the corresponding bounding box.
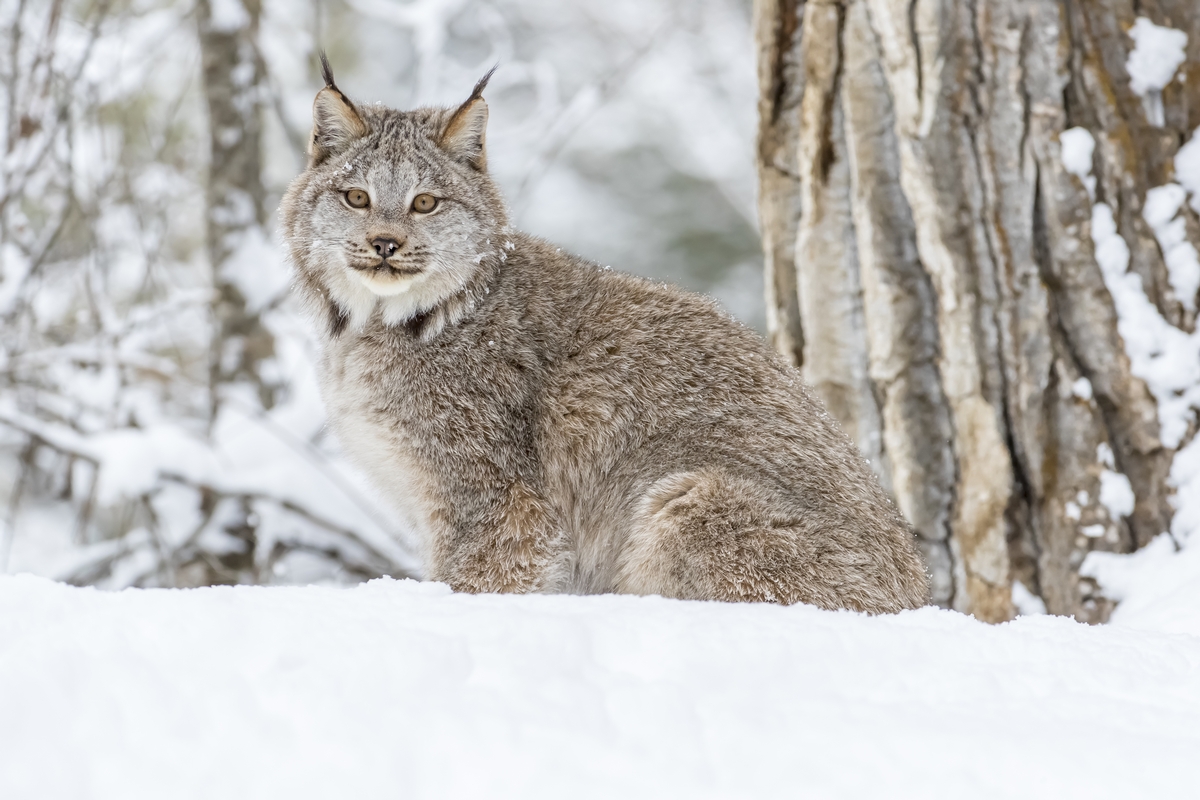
[279,57,928,613]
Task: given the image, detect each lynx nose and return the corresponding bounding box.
[371,237,402,258]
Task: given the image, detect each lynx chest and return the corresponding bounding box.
[317,339,443,556]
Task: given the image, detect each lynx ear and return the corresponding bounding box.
[309,52,368,166]
[439,68,496,171]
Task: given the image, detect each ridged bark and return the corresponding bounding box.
[754,0,1197,621]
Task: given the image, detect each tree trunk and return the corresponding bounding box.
[195,0,274,583]
[198,0,277,415]
[754,0,1198,621]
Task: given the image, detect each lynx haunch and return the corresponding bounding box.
[279,56,929,613]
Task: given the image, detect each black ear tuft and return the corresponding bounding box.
[320,50,336,90]
[309,52,368,167]
[469,65,498,103]
[439,66,498,171]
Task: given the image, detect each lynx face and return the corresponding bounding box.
[281,61,506,331]
[302,136,498,303]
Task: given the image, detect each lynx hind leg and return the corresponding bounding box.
[615,469,922,613]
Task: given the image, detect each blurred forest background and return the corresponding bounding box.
[0,0,761,589]
[1,0,1198,624]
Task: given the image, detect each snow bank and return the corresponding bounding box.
[1083,435,1200,637]
[2,576,1200,799]
[1083,534,1200,637]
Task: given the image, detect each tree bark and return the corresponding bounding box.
[195,0,274,583]
[198,0,277,414]
[753,0,1198,621]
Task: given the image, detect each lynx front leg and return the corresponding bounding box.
[435,481,571,594]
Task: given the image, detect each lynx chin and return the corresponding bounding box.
[280,56,929,613]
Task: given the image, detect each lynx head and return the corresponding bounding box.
[280,54,507,336]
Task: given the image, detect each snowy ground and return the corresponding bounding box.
[3,575,1200,799]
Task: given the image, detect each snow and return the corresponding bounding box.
[1168,435,1200,542]
[1088,199,1200,449]
[1098,469,1135,521]
[1059,126,1095,198]
[1062,143,1197,494]
[89,426,219,505]
[1126,18,1187,126]
[1143,183,1200,312]
[0,241,31,314]
[220,227,291,314]
[1176,128,1200,214]
[0,387,419,582]
[1094,445,1134,523]
[3,575,1200,799]
[1126,18,1188,96]
[207,0,250,32]
[1010,580,1046,615]
[1061,127,1200,630]
[1083,533,1200,638]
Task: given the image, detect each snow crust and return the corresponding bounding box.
[3,574,1200,799]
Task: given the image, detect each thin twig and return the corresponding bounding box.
[159,471,415,578]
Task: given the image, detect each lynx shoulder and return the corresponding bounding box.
[279,57,929,613]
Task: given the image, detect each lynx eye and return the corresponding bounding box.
[344,189,370,209]
[411,193,438,213]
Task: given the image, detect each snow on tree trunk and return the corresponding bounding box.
[753,0,1200,622]
[198,0,277,414]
